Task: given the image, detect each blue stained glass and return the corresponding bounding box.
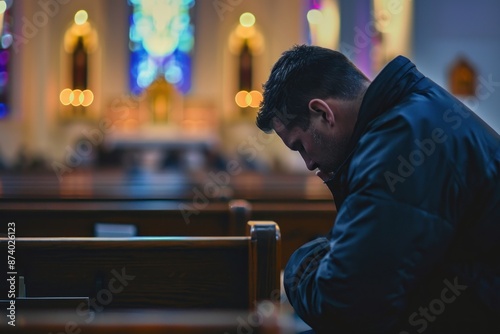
[1,34,13,49]
[0,103,7,118]
[165,65,182,84]
[0,1,13,119]
[129,0,195,95]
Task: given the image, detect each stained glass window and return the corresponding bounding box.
[128,0,195,96]
[0,0,13,119]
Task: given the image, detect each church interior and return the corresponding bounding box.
[0,0,499,332]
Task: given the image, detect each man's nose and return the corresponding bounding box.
[300,152,316,170]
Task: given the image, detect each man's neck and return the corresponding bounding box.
[352,82,370,115]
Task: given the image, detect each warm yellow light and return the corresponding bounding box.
[311,0,340,50]
[74,10,88,25]
[81,89,94,107]
[70,89,83,106]
[307,9,323,24]
[235,25,256,39]
[239,12,256,27]
[60,88,72,106]
[249,90,263,108]
[62,89,94,107]
[235,90,250,108]
[0,1,7,15]
[235,90,262,108]
[372,0,413,73]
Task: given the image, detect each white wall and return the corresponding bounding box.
[338,0,500,132]
[412,0,500,132]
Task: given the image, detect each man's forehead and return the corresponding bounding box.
[272,118,302,147]
[271,117,282,128]
[272,117,290,132]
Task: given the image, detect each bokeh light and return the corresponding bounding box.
[248,90,263,108]
[235,90,249,108]
[307,9,323,24]
[74,10,89,25]
[239,12,256,27]
[1,33,13,48]
[81,90,94,107]
[59,88,73,106]
[235,90,262,108]
[60,88,94,107]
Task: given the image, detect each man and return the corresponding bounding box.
[256,45,499,333]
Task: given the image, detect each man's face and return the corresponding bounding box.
[273,116,350,176]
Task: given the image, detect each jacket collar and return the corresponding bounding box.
[325,56,424,205]
[351,55,422,149]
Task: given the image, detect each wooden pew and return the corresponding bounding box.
[0,170,335,269]
[250,200,335,264]
[0,198,334,267]
[0,308,294,334]
[0,221,280,312]
[0,199,252,237]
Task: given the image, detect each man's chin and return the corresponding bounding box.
[315,169,335,182]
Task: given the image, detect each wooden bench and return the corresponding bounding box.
[0,221,280,311]
[0,308,293,334]
[0,199,253,237]
[0,198,333,267]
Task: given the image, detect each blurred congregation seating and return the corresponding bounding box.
[0,164,334,333]
[0,169,336,267]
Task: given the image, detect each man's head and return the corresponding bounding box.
[256,44,370,176]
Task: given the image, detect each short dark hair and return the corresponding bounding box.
[256,45,370,132]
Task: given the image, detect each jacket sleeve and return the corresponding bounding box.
[284,114,459,333]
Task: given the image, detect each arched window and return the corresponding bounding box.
[229,13,264,116]
[72,35,88,90]
[59,10,99,117]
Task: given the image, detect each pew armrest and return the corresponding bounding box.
[247,221,281,303]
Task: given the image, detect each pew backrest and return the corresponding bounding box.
[0,221,280,311]
[0,199,252,237]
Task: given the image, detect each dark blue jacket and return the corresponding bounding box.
[284,56,500,333]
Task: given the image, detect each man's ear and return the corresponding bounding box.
[308,99,335,127]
